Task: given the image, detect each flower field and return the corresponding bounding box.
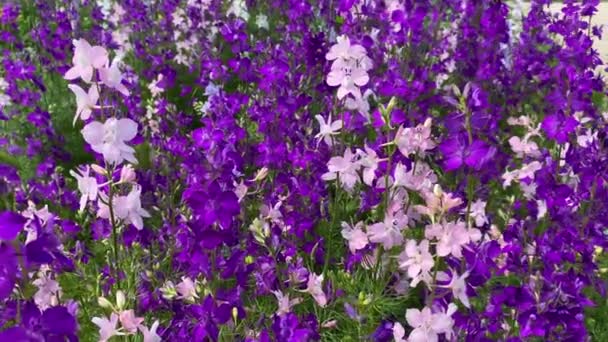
[1,0,608,341]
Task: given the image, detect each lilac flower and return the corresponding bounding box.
[92,313,123,342]
[398,239,434,287]
[0,211,26,241]
[321,149,360,192]
[139,320,162,342]
[314,114,342,147]
[439,138,496,171]
[340,221,368,253]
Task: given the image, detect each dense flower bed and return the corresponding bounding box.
[1,0,608,341]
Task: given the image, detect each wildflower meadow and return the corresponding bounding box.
[2,0,608,341]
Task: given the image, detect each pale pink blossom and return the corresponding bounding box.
[393,162,437,192]
[113,186,150,230]
[398,239,434,287]
[326,59,369,100]
[325,35,367,63]
[340,221,368,253]
[233,180,248,202]
[139,320,162,342]
[303,273,327,307]
[92,313,123,342]
[405,303,457,342]
[321,149,360,192]
[176,276,199,303]
[345,89,373,121]
[81,117,138,165]
[367,208,407,249]
[414,186,462,218]
[314,114,342,147]
[464,199,488,227]
[395,118,436,157]
[119,164,136,183]
[65,38,109,83]
[70,165,99,212]
[356,145,380,186]
[393,322,407,342]
[68,84,99,124]
[99,58,130,96]
[441,270,470,308]
[33,268,61,310]
[425,221,481,258]
[119,310,144,334]
[508,136,540,158]
[272,290,302,316]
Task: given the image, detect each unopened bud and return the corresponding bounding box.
[98,296,113,309]
[119,164,136,183]
[251,167,269,182]
[433,184,443,197]
[91,164,107,176]
[116,290,126,310]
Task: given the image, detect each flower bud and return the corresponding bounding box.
[251,167,269,182]
[98,296,113,309]
[116,290,126,310]
[433,184,443,197]
[119,164,136,183]
[91,164,107,176]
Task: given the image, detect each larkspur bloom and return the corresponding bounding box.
[465,199,488,227]
[113,186,150,230]
[314,114,342,147]
[81,117,138,165]
[303,273,327,307]
[405,303,457,342]
[99,58,130,96]
[321,149,360,192]
[119,310,144,334]
[356,146,381,186]
[395,118,436,157]
[175,276,198,303]
[70,165,99,212]
[68,84,99,124]
[414,185,462,218]
[425,221,481,258]
[392,322,407,342]
[139,321,162,342]
[92,313,122,342]
[326,59,369,100]
[272,290,302,316]
[398,239,434,287]
[64,38,109,83]
[367,207,407,249]
[441,270,471,308]
[341,221,368,253]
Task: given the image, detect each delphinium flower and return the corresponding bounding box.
[64,38,109,83]
[404,303,457,342]
[326,35,372,101]
[321,148,360,192]
[69,165,99,212]
[68,84,100,124]
[81,117,138,165]
[314,114,342,147]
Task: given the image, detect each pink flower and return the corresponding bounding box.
[321,149,360,192]
[92,313,123,342]
[314,114,342,147]
[393,322,407,342]
[326,59,369,100]
[414,185,462,218]
[64,38,109,83]
[99,58,130,96]
[119,164,137,184]
[70,165,99,212]
[113,186,151,230]
[441,270,470,308]
[68,84,99,124]
[398,239,434,287]
[395,118,436,157]
[356,146,380,186]
[405,303,457,342]
[325,35,367,63]
[272,290,302,316]
[176,276,198,302]
[32,269,61,310]
[139,320,162,342]
[367,210,406,250]
[303,273,327,307]
[341,221,368,253]
[81,117,138,165]
[425,221,481,259]
[119,309,144,333]
[393,162,437,192]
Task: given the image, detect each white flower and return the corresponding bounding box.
[272,290,302,316]
[256,14,269,29]
[81,117,138,165]
[398,239,434,287]
[70,165,99,212]
[33,267,61,310]
[466,199,488,227]
[405,303,457,342]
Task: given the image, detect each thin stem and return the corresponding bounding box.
[107,167,121,289]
